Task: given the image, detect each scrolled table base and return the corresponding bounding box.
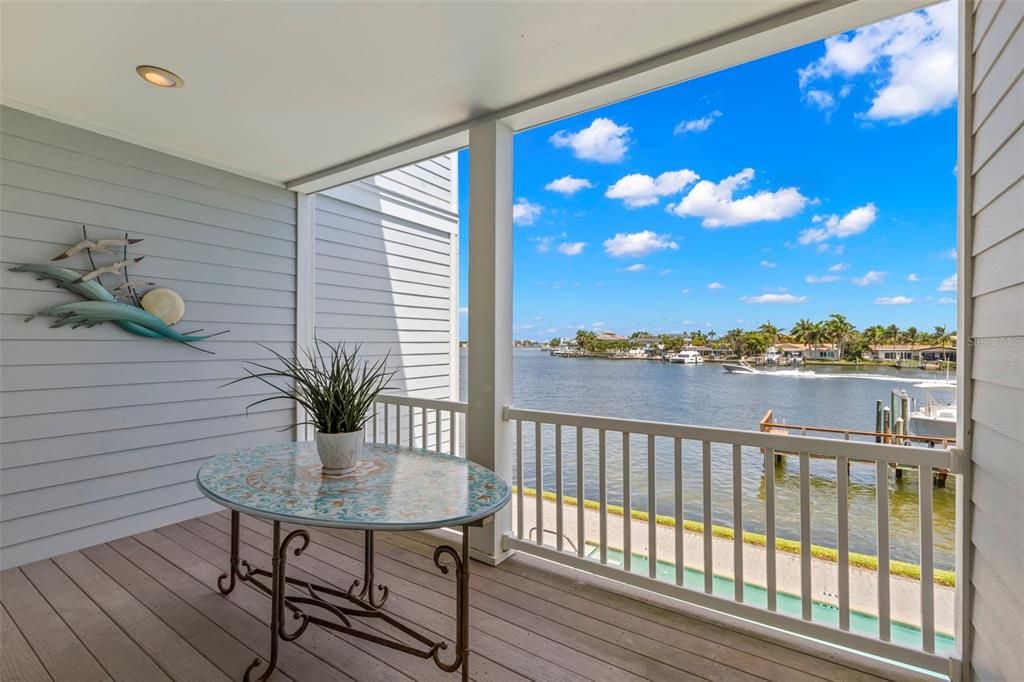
[218,511,472,681]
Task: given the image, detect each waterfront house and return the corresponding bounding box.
[868,344,958,363]
[2,2,1021,681]
[773,342,839,361]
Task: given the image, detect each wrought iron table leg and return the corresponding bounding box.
[218,510,240,594]
[348,530,389,608]
[243,521,310,682]
[432,525,471,682]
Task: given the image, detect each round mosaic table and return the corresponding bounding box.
[196,441,511,682]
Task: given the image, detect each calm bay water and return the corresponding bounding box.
[460,348,957,570]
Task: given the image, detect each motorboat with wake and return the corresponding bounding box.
[722,361,759,374]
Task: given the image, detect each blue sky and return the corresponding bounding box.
[457,2,957,341]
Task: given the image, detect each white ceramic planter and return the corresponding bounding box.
[315,430,364,476]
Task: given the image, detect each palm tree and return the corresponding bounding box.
[724,328,745,356]
[886,324,900,352]
[758,321,780,345]
[826,314,855,360]
[790,318,816,349]
[905,326,919,350]
[863,325,885,357]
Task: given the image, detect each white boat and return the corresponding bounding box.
[722,361,759,374]
[668,350,703,364]
[907,381,957,439]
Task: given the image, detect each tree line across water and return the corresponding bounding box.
[553,315,956,361]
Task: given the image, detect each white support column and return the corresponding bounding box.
[295,192,316,442]
[466,120,515,564]
[953,1,975,675]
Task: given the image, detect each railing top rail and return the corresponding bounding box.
[375,394,467,412]
[505,406,954,468]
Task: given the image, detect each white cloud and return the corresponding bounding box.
[459,306,468,314]
[799,1,957,123]
[674,110,722,134]
[799,203,877,244]
[557,241,587,256]
[592,321,605,328]
[659,268,672,276]
[681,288,691,294]
[513,198,543,225]
[742,293,808,304]
[938,274,957,292]
[603,230,679,258]
[605,170,699,208]
[875,296,915,305]
[806,274,841,283]
[804,89,836,111]
[907,273,920,281]
[853,270,887,286]
[829,262,850,272]
[550,118,631,163]
[761,260,777,269]
[938,297,956,304]
[944,247,957,259]
[667,168,807,227]
[623,263,647,272]
[707,282,726,290]
[545,175,594,195]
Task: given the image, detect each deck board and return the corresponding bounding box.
[2,514,910,681]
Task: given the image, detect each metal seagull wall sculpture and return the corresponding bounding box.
[11,225,228,353]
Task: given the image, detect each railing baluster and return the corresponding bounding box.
[599,428,608,565]
[920,465,935,653]
[837,455,850,630]
[535,421,544,546]
[577,426,585,559]
[372,404,378,444]
[384,402,390,445]
[732,443,743,602]
[674,437,684,587]
[421,406,427,449]
[555,424,564,553]
[799,451,812,621]
[766,448,777,611]
[435,409,441,453]
[877,460,891,641]
[516,420,524,539]
[648,434,657,580]
[408,405,414,447]
[449,410,456,456]
[622,432,631,572]
[702,440,713,594]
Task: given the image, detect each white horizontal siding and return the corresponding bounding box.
[966,2,1024,679]
[314,155,458,449]
[0,107,297,569]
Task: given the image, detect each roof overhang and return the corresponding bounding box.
[1,1,935,194]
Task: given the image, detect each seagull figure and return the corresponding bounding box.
[51,238,142,261]
[75,257,145,282]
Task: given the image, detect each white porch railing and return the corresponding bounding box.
[368,395,960,675]
[368,394,466,456]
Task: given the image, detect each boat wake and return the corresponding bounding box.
[759,369,946,384]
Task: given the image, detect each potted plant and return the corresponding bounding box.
[229,341,394,476]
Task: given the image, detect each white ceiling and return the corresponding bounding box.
[1,1,929,190]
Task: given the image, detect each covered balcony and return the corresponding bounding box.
[2,1,1021,681]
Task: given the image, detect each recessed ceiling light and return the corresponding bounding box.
[136,65,184,89]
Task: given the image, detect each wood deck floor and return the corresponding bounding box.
[2,513,904,682]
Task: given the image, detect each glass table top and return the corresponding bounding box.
[196,441,511,530]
